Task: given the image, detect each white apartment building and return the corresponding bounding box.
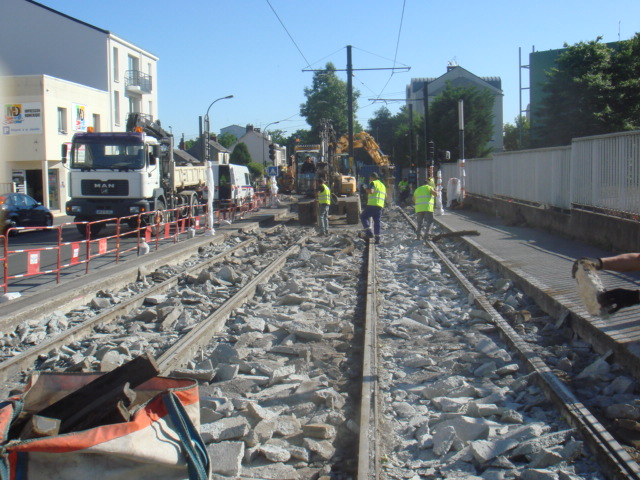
[0,0,158,211]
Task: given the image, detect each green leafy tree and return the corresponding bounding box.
[268,129,287,146]
[503,115,531,151]
[230,142,252,166]
[300,62,360,140]
[247,162,264,180]
[389,106,424,169]
[609,33,640,131]
[217,132,237,149]
[429,82,495,159]
[536,38,614,146]
[534,35,640,147]
[367,106,395,159]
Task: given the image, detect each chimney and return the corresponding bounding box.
[246,124,254,132]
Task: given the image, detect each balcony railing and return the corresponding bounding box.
[125,70,152,94]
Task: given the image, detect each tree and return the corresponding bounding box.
[268,129,287,146]
[367,106,394,158]
[535,38,614,147]
[230,142,252,166]
[429,82,495,160]
[217,132,237,149]
[247,162,264,180]
[300,62,360,140]
[503,115,531,151]
[610,33,640,131]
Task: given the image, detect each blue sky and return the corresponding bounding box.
[36,0,640,142]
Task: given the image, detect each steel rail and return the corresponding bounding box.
[0,237,259,385]
[399,208,640,480]
[157,234,311,374]
[357,239,380,480]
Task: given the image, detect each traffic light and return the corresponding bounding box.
[427,141,435,161]
[269,143,276,162]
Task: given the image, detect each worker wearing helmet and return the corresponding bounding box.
[413,172,437,240]
[360,172,386,245]
[317,176,331,236]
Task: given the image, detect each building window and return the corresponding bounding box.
[92,114,100,132]
[128,54,139,72]
[148,100,153,117]
[114,91,120,125]
[57,107,67,134]
[113,47,119,82]
[129,95,140,115]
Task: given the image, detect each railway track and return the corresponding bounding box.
[1,209,639,479]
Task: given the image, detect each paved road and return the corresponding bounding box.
[2,205,293,297]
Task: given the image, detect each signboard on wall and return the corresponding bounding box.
[73,103,87,131]
[2,103,43,135]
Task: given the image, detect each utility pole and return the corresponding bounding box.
[409,104,415,189]
[302,47,410,183]
[347,45,354,177]
[423,83,431,169]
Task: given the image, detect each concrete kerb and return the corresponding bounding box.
[0,208,292,331]
[434,216,640,382]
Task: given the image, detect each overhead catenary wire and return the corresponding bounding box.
[265,0,312,69]
[374,0,407,100]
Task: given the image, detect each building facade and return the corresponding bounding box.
[230,125,286,170]
[406,64,504,153]
[0,0,158,211]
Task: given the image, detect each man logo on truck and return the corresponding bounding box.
[94,183,115,194]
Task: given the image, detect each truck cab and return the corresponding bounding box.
[64,131,163,223]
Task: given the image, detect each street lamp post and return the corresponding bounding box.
[203,94,233,236]
[203,94,233,163]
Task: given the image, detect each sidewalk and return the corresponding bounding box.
[434,209,640,377]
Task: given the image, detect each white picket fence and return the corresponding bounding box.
[440,130,640,214]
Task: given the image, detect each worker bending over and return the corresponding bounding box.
[413,172,437,240]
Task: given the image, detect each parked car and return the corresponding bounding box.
[0,193,53,236]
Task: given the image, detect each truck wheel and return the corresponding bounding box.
[75,220,102,237]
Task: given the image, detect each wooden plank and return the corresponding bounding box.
[431,230,480,242]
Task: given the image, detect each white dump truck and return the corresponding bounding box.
[62,113,207,235]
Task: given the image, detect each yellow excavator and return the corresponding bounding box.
[333,131,394,193]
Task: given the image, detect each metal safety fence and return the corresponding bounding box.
[1,192,270,294]
[439,130,640,215]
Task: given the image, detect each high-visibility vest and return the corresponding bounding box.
[318,184,331,204]
[367,180,387,207]
[399,180,408,192]
[414,184,435,213]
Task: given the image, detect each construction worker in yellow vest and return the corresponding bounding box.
[360,172,387,245]
[316,176,331,236]
[398,177,410,205]
[413,172,437,240]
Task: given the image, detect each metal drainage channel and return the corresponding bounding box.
[399,209,640,480]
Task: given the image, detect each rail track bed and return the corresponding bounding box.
[1,208,639,479]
